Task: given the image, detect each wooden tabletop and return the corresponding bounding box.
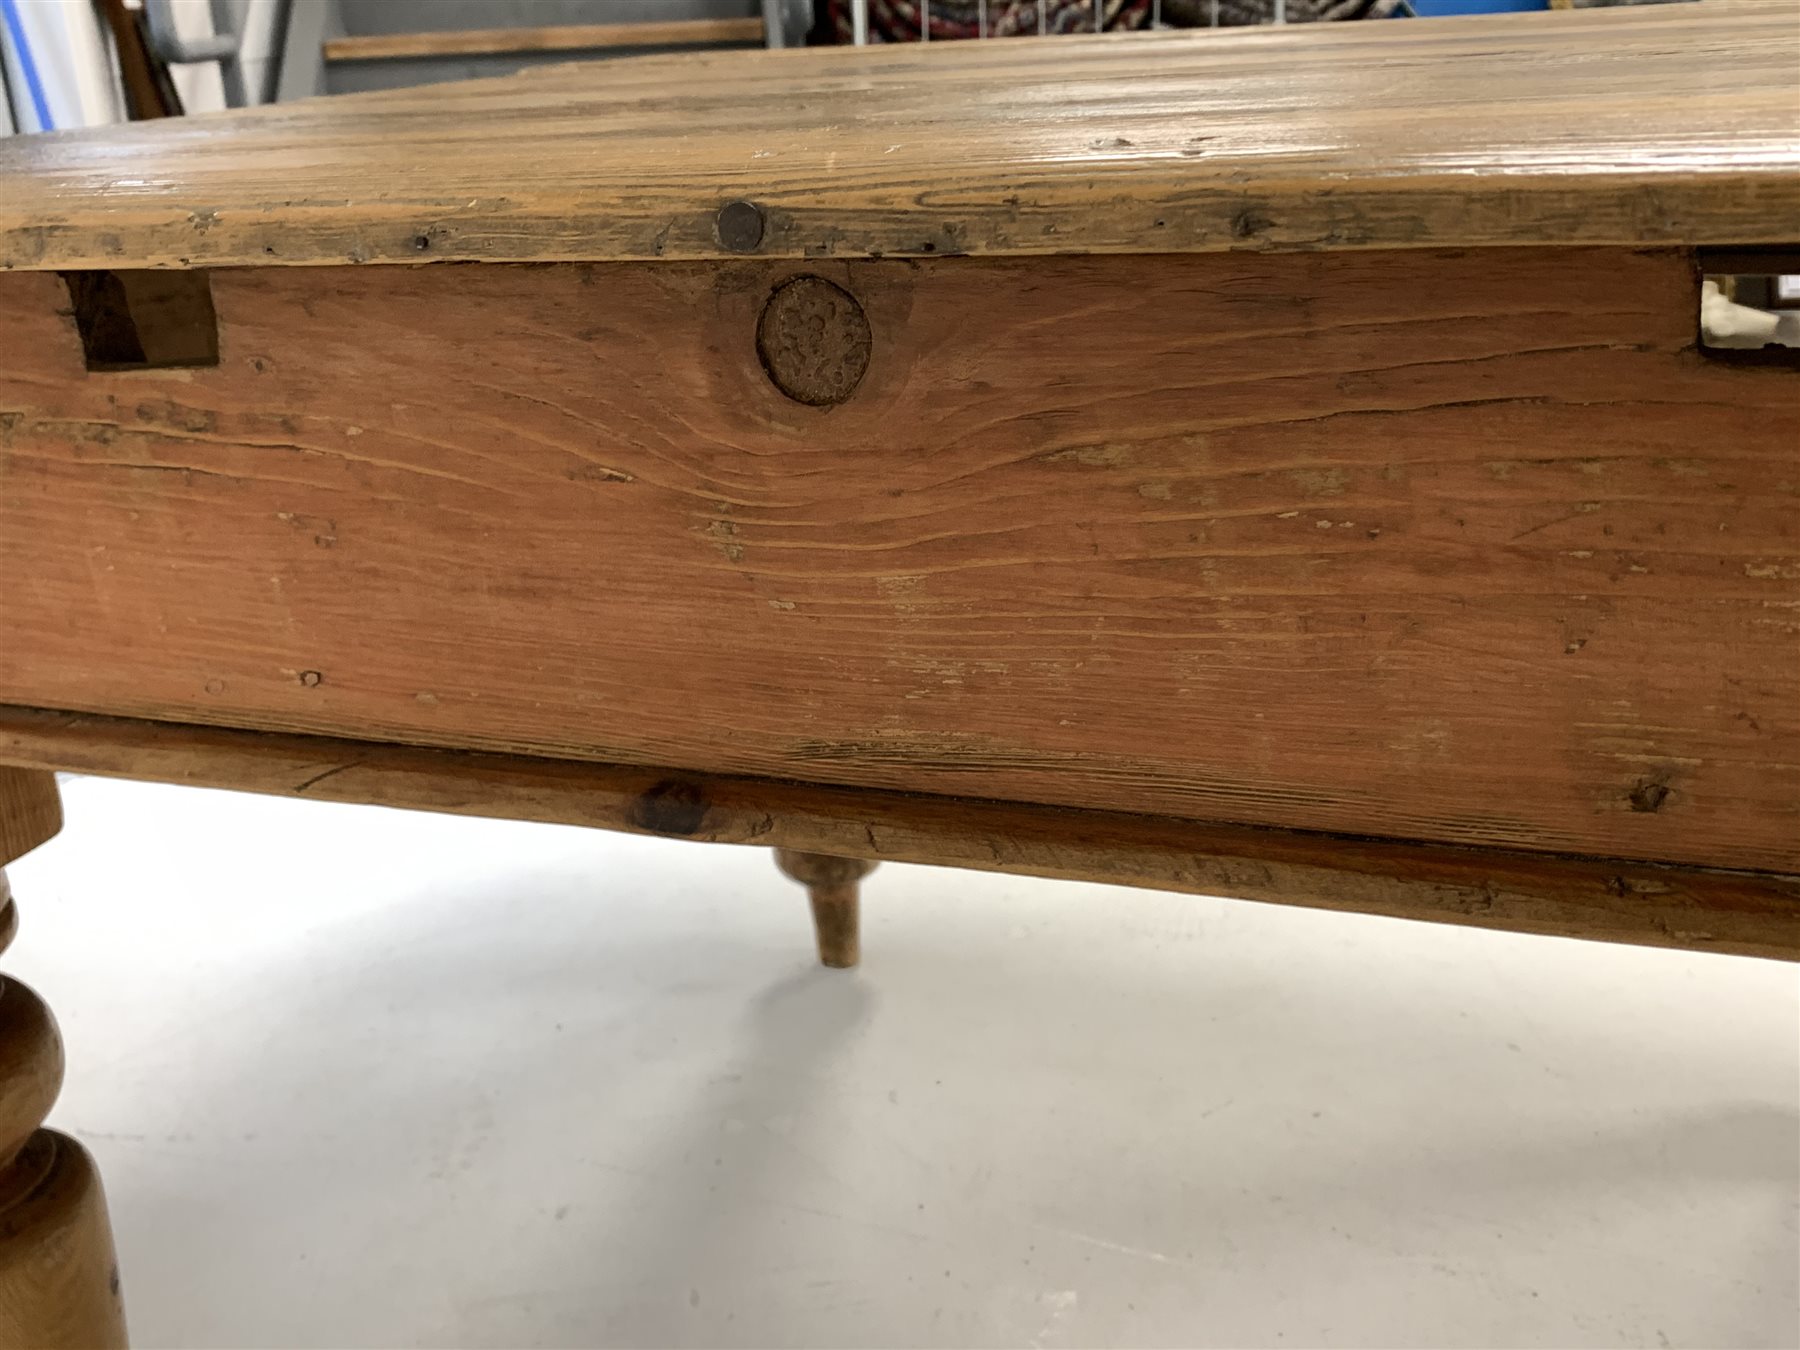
[1,1,1796,270]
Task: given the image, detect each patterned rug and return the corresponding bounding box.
[821,0,1396,40]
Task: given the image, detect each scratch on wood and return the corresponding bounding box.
[293,761,362,793]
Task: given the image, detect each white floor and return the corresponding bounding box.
[5,776,1796,1349]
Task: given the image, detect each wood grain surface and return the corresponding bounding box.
[322,17,767,62]
[0,706,1794,961]
[0,821,126,1349]
[775,849,877,968]
[1,247,1796,870]
[0,771,60,869]
[0,1132,128,1350]
[1,2,1796,271]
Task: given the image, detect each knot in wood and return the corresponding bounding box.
[756,276,871,407]
[626,779,711,837]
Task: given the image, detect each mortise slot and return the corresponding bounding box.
[1697,247,1800,364]
[59,270,219,371]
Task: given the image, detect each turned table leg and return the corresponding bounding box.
[774,850,877,969]
[0,770,126,1350]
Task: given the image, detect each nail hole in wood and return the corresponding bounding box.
[60,270,219,371]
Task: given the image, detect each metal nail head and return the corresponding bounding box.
[716,200,765,253]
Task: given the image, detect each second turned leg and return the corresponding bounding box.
[774,850,877,969]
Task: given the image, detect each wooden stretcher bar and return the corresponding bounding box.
[1,704,1795,961]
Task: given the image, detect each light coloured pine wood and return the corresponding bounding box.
[323,17,766,61]
[0,893,60,1165]
[775,850,877,968]
[0,873,127,1350]
[0,3,1795,270]
[0,706,1795,962]
[0,772,59,870]
[1,248,1794,872]
[0,1131,126,1350]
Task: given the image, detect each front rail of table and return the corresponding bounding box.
[0,2,1796,1342]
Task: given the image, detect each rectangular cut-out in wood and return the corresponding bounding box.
[1698,246,1800,364]
[60,271,219,372]
[1,246,1796,874]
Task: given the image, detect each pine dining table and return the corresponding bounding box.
[0,2,1796,1340]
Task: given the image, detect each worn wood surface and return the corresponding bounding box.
[0,1132,127,1350]
[775,850,877,968]
[0,875,127,1350]
[1,2,1796,271]
[0,773,60,871]
[0,706,1794,961]
[2,247,1797,871]
[322,17,767,62]
[0,882,60,1169]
